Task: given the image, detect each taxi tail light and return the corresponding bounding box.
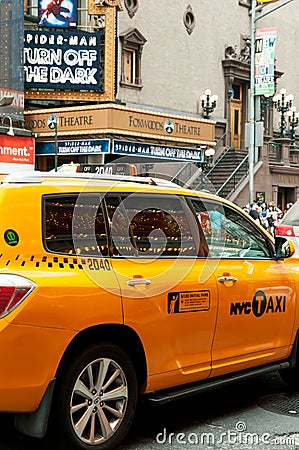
[0,275,35,318]
[275,224,295,237]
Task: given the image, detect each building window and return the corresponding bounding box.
[124,0,139,18]
[183,5,195,35]
[27,0,38,18]
[120,28,147,90]
[123,50,135,84]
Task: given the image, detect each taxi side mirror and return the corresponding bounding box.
[275,237,295,259]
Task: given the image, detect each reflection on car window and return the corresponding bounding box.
[44,195,108,256]
[105,194,204,258]
[190,199,271,258]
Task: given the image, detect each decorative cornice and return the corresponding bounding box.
[270,165,299,175]
[90,0,122,13]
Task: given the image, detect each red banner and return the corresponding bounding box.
[0,135,35,165]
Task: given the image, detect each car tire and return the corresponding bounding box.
[52,343,138,450]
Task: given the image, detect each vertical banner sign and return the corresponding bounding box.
[38,0,77,28]
[0,0,24,120]
[255,28,277,96]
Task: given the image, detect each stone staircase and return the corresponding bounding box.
[191,147,249,199]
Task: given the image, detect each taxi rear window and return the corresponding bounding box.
[105,194,203,257]
[43,194,108,256]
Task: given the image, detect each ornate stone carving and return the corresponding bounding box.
[94,0,121,6]
[105,0,121,5]
[239,38,251,62]
[224,37,251,63]
[225,45,237,60]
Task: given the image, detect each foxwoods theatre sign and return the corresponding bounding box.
[24,30,101,90]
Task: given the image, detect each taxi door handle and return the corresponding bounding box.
[218,275,237,283]
[127,278,151,287]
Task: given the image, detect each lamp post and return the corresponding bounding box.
[200,89,218,119]
[287,106,299,144]
[47,115,58,172]
[248,0,257,206]
[272,88,294,137]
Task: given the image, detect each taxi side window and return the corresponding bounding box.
[43,194,109,256]
[190,199,272,258]
[105,194,204,257]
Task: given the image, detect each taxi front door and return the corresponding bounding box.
[189,198,297,378]
[211,258,296,377]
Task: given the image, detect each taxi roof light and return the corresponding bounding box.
[2,171,43,184]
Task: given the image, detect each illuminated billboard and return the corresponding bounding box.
[38,0,77,28]
[24,30,101,91]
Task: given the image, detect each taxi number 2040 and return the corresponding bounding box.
[87,258,111,271]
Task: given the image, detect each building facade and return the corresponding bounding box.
[23,0,299,208]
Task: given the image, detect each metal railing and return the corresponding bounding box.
[216,154,249,198]
[170,130,229,187]
[206,145,233,179]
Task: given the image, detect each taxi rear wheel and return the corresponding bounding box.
[53,343,138,450]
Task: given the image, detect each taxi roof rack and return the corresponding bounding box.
[1,171,180,188]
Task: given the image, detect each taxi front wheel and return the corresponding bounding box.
[52,343,138,450]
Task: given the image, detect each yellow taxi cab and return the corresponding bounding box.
[0,170,298,450]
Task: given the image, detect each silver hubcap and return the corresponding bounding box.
[70,357,128,445]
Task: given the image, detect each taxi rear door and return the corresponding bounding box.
[105,193,219,392]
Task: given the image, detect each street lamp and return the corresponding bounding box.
[200,89,218,119]
[272,88,294,137]
[260,94,273,123]
[204,147,216,170]
[0,96,15,136]
[1,116,14,136]
[287,106,299,144]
